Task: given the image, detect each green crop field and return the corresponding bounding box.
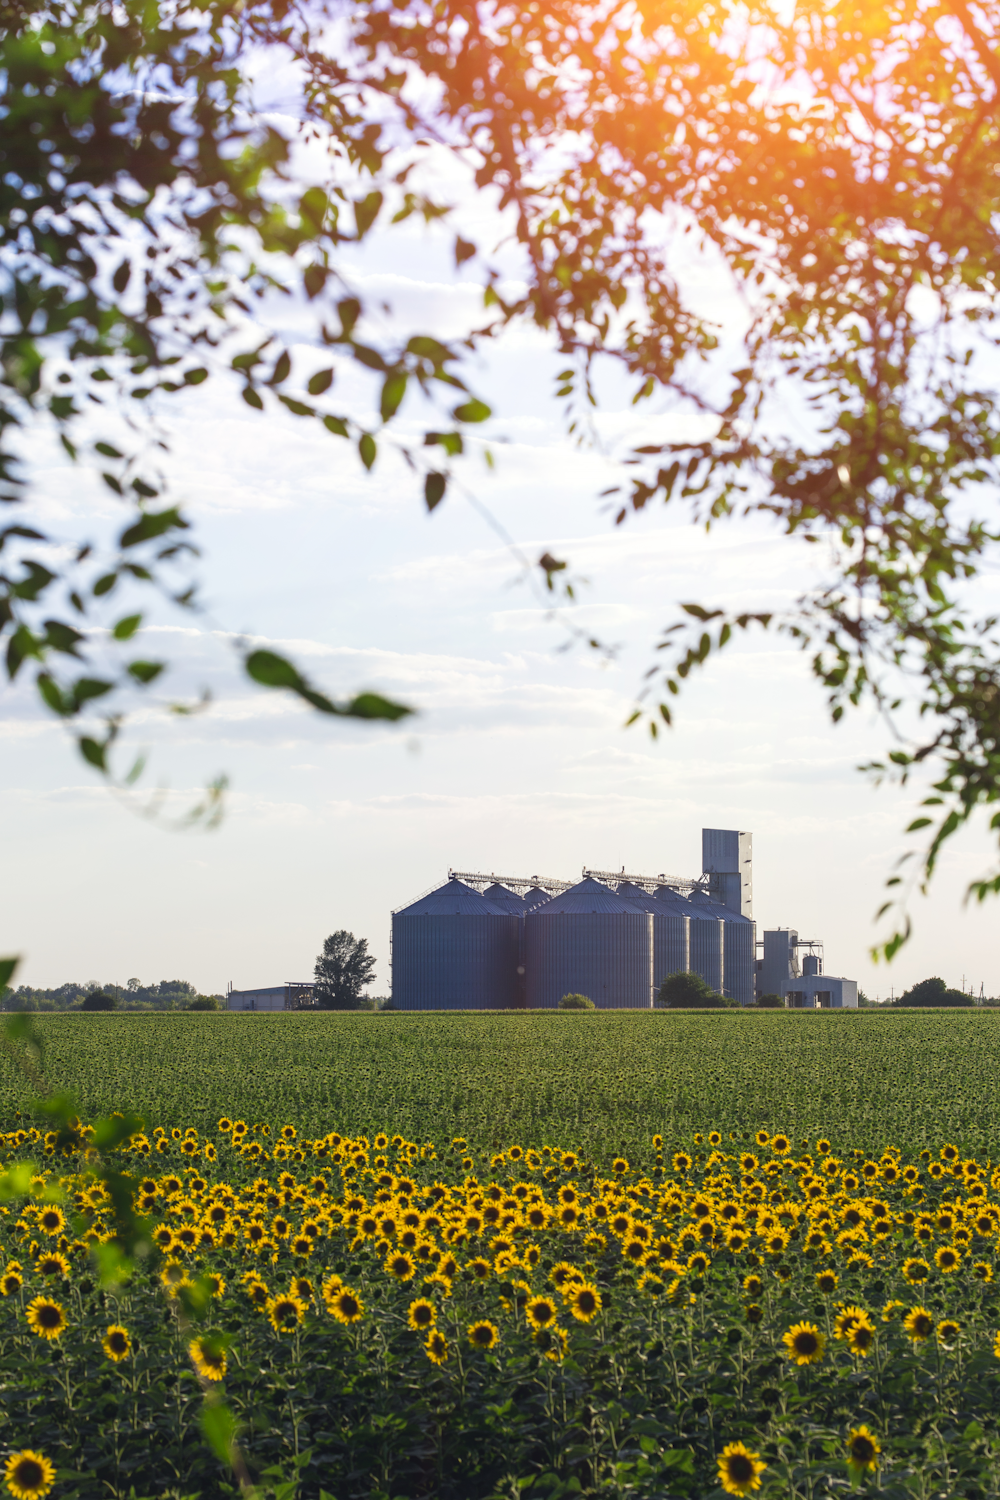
[3,1009,1000,1156]
[4,1009,1000,1499]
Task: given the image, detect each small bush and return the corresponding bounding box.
[187,996,220,1011]
[755,993,784,1009]
[559,994,596,1010]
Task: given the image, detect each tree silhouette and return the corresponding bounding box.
[314,932,377,1012]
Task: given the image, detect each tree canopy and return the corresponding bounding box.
[314,931,377,1011]
[5,0,1000,956]
[656,970,734,1009]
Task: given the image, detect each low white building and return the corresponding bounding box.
[226,983,312,1012]
[781,976,857,1009]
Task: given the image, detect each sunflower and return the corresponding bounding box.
[902,1257,930,1284]
[816,1139,831,1154]
[687,1251,711,1276]
[407,1298,435,1331]
[847,1314,876,1357]
[526,1295,559,1329]
[815,1270,839,1295]
[744,1303,765,1325]
[673,1152,693,1174]
[566,1282,601,1322]
[755,1131,770,1147]
[36,1252,70,1279]
[935,1245,961,1273]
[37,1206,66,1237]
[937,1318,960,1345]
[904,1306,934,1341]
[328,1287,364,1324]
[717,1441,767,1496]
[0,1267,23,1297]
[289,1276,313,1303]
[770,1135,791,1155]
[385,1252,416,1282]
[467,1256,491,1281]
[266,1293,305,1333]
[4,1450,56,1500]
[467,1319,499,1350]
[26,1296,68,1340]
[422,1327,449,1364]
[846,1426,881,1475]
[882,1300,906,1323]
[102,1323,132,1362]
[742,1274,764,1299]
[782,1322,825,1366]
[189,1335,228,1381]
[526,1320,565,1361]
[638,1272,664,1296]
[976,1262,996,1283]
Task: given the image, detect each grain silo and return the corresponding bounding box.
[687,904,725,995]
[687,887,755,1006]
[619,882,690,996]
[524,878,653,1009]
[523,885,554,911]
[483,882,526,913]
[391,878,519,1010]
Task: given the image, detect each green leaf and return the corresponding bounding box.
[95,442,124,459]
[308,369,334,396]
[127,660,164,684]
[380,372,407,422]
[245,650,300,690]
[93,573,117,597]
[113,614,142,641]
[241,385,264,410]
[0,957,19,990]
[355,190,383,236]
[344,692,413,722]
[184,367,209,386]
[452,399,491,423]
[78,737,107,770]
[119,508,188,549]
[455,236,476,265]
[0,1160,33,1200]
[358,433,376,470]
[425,472,446,511]
[322,415,349,437]
[338,298,361,336]
[200,1399,237,1464]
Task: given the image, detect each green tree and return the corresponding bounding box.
[314,932,377,1012]
[754,994,784,1010]
[656,972,735,1010]
[6,0,1000,954]
[80,991,116,1011]
[896,977,971,1008]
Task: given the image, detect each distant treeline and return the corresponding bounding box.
[0,979,224,1012]
[888,977,998,1008]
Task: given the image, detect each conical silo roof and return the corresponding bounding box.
[617,881,661,912]
[483,882,526,913]
[653,883,698,917]
[537,877,639,914]
[523,885,553,910]
[396,879,508,916]
[687,887,751,923]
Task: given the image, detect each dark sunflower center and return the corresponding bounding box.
[14,1459,44,1487]
[728,1455,754,1482]
[110,1333,127,1352]
[38,1306,61,1327]
[851,1438,875,1463]
[795,1332,819,1354]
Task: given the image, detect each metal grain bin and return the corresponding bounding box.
[522,885,553,911]
[687,907,725,995]
[687,888,755,1006]
[524,878,653,1009]
[483,882,527,913]
[391,879,519,1010]
[621,882,691,995]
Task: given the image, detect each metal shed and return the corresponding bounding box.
[524,878,654,1009]
[391,879,519,1010]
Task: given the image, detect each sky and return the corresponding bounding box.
[3,146,1000,1003]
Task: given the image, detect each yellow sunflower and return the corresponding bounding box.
[717,1441,767,1496]
[266,1293,305,1333]
[424,1328,449,1364]
[846,1425,881,1475]
[467,1319,499,1350]
[328,1287,365,1324]
[102,1323,132,1362]
[782,1322,825,1366]
[565,1282,601,1323]
[26,1296,68,1341]
[5,1450,56,1500]
[904,1306,934,1341]
[407,1298,435,1331]
[189,1335,228,1381]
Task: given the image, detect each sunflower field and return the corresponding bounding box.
[3,1113,1000,1499]
[4,1010,1000,1158]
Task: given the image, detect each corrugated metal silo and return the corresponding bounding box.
[523,885,553,911]
[688,888,755,1006]
[392,879,519,1010]
[524,877,653,1009]
[620,882,690,998]
[483,882,526,913]
[687,905,725,995]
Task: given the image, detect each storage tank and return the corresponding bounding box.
[483,882,526,913]
[524,878,653,1009]
[523,885,554,911]
[687,887,755,1006]
[620,882,690,998]
[391,879,519,1010]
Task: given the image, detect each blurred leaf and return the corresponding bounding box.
[424,472,446,511]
